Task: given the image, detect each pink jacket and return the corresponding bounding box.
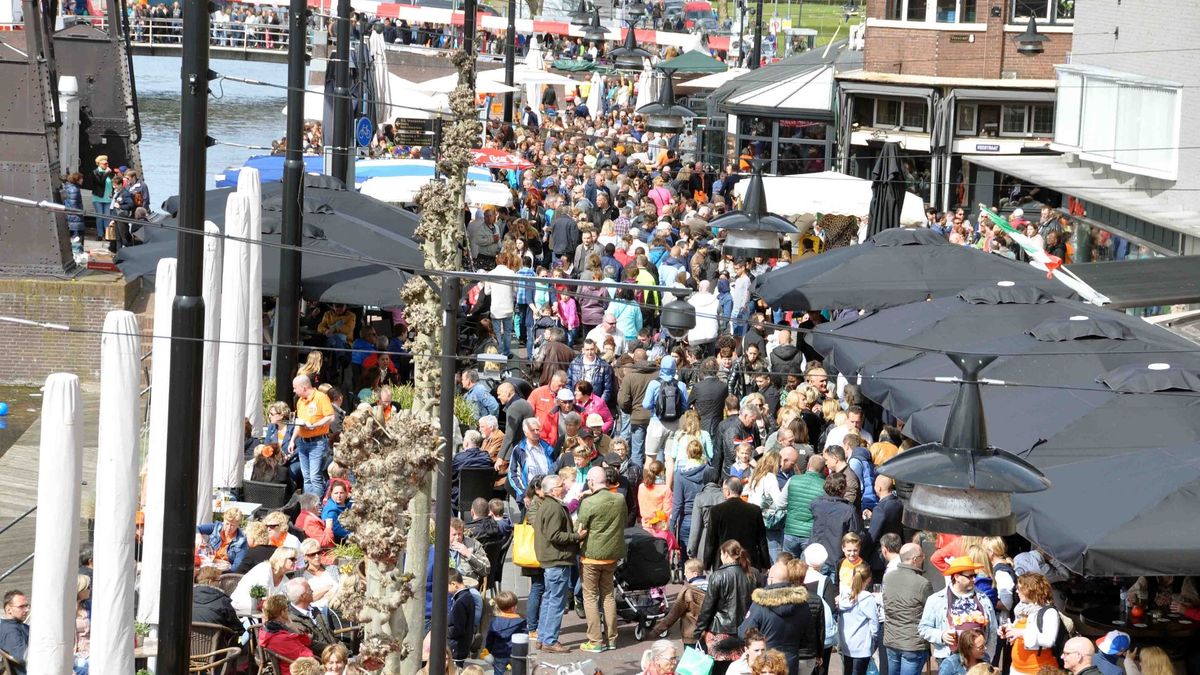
[579,394,614,434]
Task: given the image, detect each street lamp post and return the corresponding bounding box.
[503,0,516,123]
[750,0,763,69]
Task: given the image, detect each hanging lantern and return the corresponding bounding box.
[635,69,694,134]
[708,164,797,259]
[610,21,653,70]
[570,0,592,26]
[1013,16,1049,55]
[878,354,1051,536]
[660,300,697,339]
[581,7,610,42]
[626,0,649,20]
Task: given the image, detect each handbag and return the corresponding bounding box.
[104,223,117,241]
[676,645,714,675]
[512,519,540,569]
[760,491,787,530]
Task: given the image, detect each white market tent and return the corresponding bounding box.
[359,176,513,208]
[733,171,927,226]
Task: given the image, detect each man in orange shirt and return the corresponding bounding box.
[528,370,567,424]
[289,375,335,496]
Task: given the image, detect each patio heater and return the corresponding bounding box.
[1013,16,1049,55]
[570,0,592,26]
[581,7,609,43]
[878,354,1051,535]
[708,164,798,259]
[610,21,653,69]
[625,0,648,22]
[635,68,694,134]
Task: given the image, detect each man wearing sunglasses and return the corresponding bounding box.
[918,556,998,664]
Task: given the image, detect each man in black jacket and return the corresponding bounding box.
[690,358,729,438]
[446,569,477,664]
[703,477,771,571]
[498,382,534,464]
[716,403,763,478]
[866,476,904,577]
[192,568,242,637]
[287,578,337,655]
[739,560,823,675]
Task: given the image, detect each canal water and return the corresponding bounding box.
[133,55,287,196]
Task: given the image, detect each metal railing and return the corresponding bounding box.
[74,16,298,52]
[0,506,37,583]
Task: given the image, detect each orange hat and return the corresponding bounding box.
[943,556,981,577]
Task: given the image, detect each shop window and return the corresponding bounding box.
[906,0,927,22]
[902,103,927,131]
[779,119,827,140]
[998,103,1055,137]
[1031,104,1054,135]
[876,100,901,128]
[1011,0,1073,23]
[1000,105,1028,135]
[936,0,976,22]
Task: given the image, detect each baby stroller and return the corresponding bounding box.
[615,527,670,641]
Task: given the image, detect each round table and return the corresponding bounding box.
[1079,607,1200,642]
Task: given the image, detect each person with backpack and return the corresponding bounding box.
[1004,572,1068,674]
[641,355,689,463]
[918,556,999,663]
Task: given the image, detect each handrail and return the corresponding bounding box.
[71,16,299,52]
[0,555,34,584]
[0,506,36,538]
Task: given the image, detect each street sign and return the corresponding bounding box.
[356,116,374,148]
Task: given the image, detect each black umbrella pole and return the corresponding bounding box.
[503,0,516,123]
[277,0,308,404]
[428,280,460,675]
[331,0,352,184]
[158,0,208,672]
[750,0,763,69]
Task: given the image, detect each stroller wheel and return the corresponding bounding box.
[634,622,647,642]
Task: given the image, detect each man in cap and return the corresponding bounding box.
[918,556,998,662]
[586,413,613,456]
[1091,631,1130,675]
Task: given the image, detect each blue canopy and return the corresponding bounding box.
[215,154,326,188]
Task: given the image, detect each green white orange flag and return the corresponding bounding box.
[977,204,1110,306]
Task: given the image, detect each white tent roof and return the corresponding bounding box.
[293,73,448,121]
[725,65,835,112]
[679,67,750,90]
[733,171,926,225]
[359,176,513,208]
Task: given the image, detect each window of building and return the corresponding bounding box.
[1011,0,1073,24]
[936,0,976,22]
[876,99,901,128]
[997,103,1055,137]
[902,102,927,131]
[1054,66,1181,179]
[885,0,902,20]
[956,103,977,135]
[906,0,928,21]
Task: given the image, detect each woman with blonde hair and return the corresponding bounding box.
[297,350,323,381]
[983,536,1017,619]
[257,593,314,675]
[750,649,790,675]
[664,409,713,490]
[598,219,618,247]
[746,451,787,561]
[638,460,672,528]
[1134,646,1175,675]
[838,563,880,675]
[232,547,297,614]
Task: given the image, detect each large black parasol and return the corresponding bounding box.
[117,176,423,307]
[754,227,1079,311]
[866,141,906,239]
[808,282,1200,574]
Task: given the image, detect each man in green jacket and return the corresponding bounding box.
[783,454,827,557]
[576,466,629,652]
[531,474,584,653]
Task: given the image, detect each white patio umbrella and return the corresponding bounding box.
[213,194,252,491]
[418,72,519,95]
[25,372,82,675]
[136,257,176,628]
[239,167,264,433]
[90,311,141,675]
[585,70,604,116]
[524,36,543,112]
[359,175,514,207]
[196,220,223,525]
[635,65,654,110]
[369,30,391,126]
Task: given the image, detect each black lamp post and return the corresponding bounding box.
[1014,15,1049,55]
[878,354,1051,535]
[709,164,798,259]
[636,68,693,134]
[610,21,653,69]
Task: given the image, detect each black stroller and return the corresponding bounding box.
[615,527,671,641]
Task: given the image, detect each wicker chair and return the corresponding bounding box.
[190,622,237,674]
[190,646,242,675]
[242,479,291,512]
[257,646,295,675]
[0,648,23,675]
[217,573,244,596]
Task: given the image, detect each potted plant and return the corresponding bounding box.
[136,669,153,675]
[249,585,268,612]
[133,621,150,649]
[331,542,365,573]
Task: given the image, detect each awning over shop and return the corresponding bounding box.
[966,153,1200,241]
[836,81,935,101]
[949,88,1055,102]
[718,65,835,118]
[1069,256,1200,308]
